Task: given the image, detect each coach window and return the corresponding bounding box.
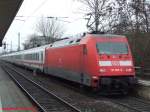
[25,55,26,60]
[27,54,29,60]
[33,54,35,60]
[35,53,37,60]
[35,53,38,60]
[36,53,38,60]
[25,54,26,60]
[34,53,36,60]
[31,54,33,60]
[36,53,37,60]
[41,52,43,61]
[28,54,30,60]
[35,54,36,60]
[32,54,34,60]
[37,53,39,60]
[35,53,36,60]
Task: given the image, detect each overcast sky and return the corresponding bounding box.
[1,0,87,52]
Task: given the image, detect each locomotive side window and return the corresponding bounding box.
[83,44,87,55]
[69,40,73,44]
[76,39,81,42]
[96,42,128,54]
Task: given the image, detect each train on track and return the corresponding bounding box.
[0,33,137,94]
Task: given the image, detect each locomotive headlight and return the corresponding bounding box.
[92,76,98,79]
[99,68,106,73]
[126,68,133,72]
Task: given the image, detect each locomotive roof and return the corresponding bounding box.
[67,32,126,39]
[0,33,126,57]
[48,37,81,48]
[47,33,126,48]
[89,34,126,38]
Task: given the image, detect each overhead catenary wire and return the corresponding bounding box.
[25,0,49,21]
[15,0,49,31]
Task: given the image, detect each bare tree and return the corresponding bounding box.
[23,17,65,50]
[111,0,130,34]
[130,0,150,32]
[78,0,116,32]
[140,1,150,32]
[23,34,43,49]
[77,0,150,66]
[36,17,64,43]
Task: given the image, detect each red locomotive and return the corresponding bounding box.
[0,33,136,93]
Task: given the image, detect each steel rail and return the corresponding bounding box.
[1,64,81,112]
[108,96,150,112]
[4,62,150,112]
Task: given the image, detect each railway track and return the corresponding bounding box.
[1,64,81,112]
[2,61,150,112]
[108,96,150,112]
[2,62,122,112]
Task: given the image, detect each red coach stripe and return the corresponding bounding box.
[0,107,36,112]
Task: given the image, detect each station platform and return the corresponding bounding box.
[138,79,150,86]
[0,66,36,112]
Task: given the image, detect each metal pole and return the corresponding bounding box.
[95,0,99,32]
[11,41,12,52]
[18,33,20,51]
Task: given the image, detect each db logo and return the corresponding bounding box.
[111,61,120,66]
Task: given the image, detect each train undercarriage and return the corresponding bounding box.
[97,76,137,94]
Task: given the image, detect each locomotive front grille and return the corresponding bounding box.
[99,76,137,93]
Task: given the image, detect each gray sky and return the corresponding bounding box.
[1,0,87,52]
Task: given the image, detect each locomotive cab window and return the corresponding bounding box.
[96,42,128,54]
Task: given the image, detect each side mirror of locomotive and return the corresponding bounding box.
[83,44,87,55]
